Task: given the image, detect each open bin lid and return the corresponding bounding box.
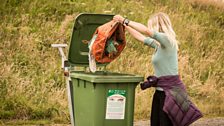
[68,13,114,66]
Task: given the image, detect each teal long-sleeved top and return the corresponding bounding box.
[144,31,178,77]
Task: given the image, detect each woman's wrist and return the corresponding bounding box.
[123,18,130,26]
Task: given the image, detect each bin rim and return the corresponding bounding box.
[70,71,144,83]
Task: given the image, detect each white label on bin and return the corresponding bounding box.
[105,90,126,119]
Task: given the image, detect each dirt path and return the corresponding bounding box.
[134,117,224,126]
[1,118,224,125]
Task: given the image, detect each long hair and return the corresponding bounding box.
[147,12,178,49]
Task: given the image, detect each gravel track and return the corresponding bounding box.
[134,117,224,126]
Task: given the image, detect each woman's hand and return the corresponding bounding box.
[113,15,125,24]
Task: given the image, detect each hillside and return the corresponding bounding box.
[0,0,223,123]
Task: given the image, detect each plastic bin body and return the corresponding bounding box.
[67,14,144,126]
[70,71,143,126]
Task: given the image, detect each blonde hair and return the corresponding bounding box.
[147,12,178,49]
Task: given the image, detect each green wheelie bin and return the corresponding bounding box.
[68,13,144,126]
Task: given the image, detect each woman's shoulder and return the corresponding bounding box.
[152,31,168,40]
[152,31,171,47]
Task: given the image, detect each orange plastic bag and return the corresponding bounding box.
[91,20,126,63]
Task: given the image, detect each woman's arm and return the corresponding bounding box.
[128,20,153,37]
[113,15,153,37]
[125,25,146,43]
[125,25,160,48]
[113,15,160,47]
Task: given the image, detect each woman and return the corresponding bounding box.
[113,12,202,126]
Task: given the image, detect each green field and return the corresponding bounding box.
[0,0,223,124]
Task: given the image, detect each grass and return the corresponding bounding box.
[0,119,69,126]
[0,0,223,123]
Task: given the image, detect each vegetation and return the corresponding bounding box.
[0,0,223,124]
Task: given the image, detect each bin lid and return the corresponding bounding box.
[68,13,114,66]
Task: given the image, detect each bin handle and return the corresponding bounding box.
[52,44,75,126]
[51,44,67,69]
[82,40,89,44]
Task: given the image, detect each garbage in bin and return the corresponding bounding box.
[88,34,98,72]
[52,13,144,126]
[86,19,126,72]
[90,20,126,63]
